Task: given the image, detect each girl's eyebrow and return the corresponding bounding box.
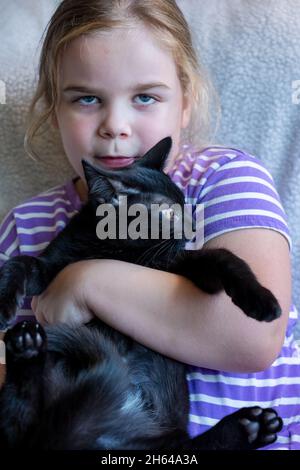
[62,82,171,93]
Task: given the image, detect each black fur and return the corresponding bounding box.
[0,137,282,449]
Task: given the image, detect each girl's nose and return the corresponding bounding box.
[98,105,132,140]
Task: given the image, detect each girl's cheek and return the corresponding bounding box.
[65,118,93,141]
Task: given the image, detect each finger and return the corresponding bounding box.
[40,312,50,326]
[31,296,38,312]
[34,309,47,326]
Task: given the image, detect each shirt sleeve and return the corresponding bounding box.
[0,210,21,268]
[0,210,31,329]
[196,151,292,249]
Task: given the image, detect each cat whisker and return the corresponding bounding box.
[136,239,169,266]
[144,239,173,267]
[165,241,179,270]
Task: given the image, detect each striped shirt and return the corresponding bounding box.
[1,145,299,450]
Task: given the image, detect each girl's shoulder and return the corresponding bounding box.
[0,179,81,259]
[13,178,81,214]
[169,144,274,191]
[169,144,291,250]
[3,178,81,223]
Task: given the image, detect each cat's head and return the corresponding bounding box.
[81,138,192,250]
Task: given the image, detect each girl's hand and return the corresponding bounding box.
[31,261,95,326]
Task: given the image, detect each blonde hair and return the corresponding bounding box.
[24,0,219,161]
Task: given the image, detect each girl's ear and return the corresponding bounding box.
[181,92,192,129]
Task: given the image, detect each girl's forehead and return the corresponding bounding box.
[62,25,172,66]
[59,26,179,88]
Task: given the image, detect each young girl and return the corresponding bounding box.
[0,0,299,450]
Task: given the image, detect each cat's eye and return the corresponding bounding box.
[161,208,176,220]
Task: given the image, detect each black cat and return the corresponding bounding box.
[0,137,282,449]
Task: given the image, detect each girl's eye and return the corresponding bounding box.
[134,94,156,106]
[75,96,100,106]
[73,94,156,107]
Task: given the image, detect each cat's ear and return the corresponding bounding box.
[82,160,134,203]
[136,137,172,171]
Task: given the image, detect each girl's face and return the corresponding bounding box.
[54,25,192,181]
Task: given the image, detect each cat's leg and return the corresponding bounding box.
[170,248,281,322]
[0,255,54,328]
[0,321,47,448]
[177,406,283,451]
[0,214,86,328]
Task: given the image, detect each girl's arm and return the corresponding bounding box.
[85,228,291,372]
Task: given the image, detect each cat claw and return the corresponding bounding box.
[238,407,283,448]
[5,321,47,361]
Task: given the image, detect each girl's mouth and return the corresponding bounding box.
[94,156,136,169]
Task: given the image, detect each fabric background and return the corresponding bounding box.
[0,0,299,334]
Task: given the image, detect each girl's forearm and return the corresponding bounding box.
[84,259,280,372]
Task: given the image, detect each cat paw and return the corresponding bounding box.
[230,283,281,322]
[4,321,47,361]
[237,406,283,449]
